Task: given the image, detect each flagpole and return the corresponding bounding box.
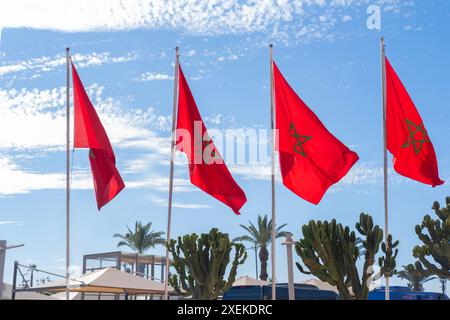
[269,44,277,300]
[164,46,180,300]
[65,47,71,301]
[380,37,390,301]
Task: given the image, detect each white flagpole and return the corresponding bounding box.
[269,44,277,300]
[380,37,390,301]
[164,46,180,300]
[65,47,71,301]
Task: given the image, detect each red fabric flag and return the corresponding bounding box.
[385,57,444,187]
[176,65,247,214]
[273,61,359,204]
[72,63,125,209]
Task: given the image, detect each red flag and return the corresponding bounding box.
[385,57,444,186]
[72,63,125,209]
[273,61,359,204]
[176,65,247,214]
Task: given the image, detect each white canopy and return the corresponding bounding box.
[35,267,174,295]
[51,291,125,300]
[2,283,58,300]
[233,276,270,287]
[303,278,339,293]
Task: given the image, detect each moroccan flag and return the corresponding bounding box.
[176,65,247,214]
[273,62,359,204]
[72,63,125,209]
[385,57,444,186]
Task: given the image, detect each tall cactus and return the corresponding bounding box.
[295,213,398,300]
[379,234,399,278]
[169,228,247,300]
[413,197,450,279]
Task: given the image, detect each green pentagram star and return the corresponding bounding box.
[89,149,96,159]
[194,130,218,164]
[289,122,312,157]
[202,137,218,164]
[401,118,430,155]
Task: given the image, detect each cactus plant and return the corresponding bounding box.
[379,234,399,278]
[168,228,247,300]
[295,213,398,300]
[413,197,450,280]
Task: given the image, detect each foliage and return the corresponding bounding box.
[295,213,398,300]
[379,234,398,278]
[396,263,436,292]
[413,197,450,280]
[233,214,291,280]
[169,228,247,300]
[113,221,165,254]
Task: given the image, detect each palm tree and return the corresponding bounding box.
[113,221,165,254]
[397,263,436,292]
[233,214,291,280]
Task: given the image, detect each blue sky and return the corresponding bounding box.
[0,1,449,293]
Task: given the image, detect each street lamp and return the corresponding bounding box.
[0,240,24,300]
[282,234,296,300]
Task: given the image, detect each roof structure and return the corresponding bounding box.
[33,267,174,295]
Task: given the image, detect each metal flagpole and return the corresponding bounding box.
[380,37,390,301]
[269,44,277,300]
[164,46,180,300]
[65,47,71,301]
[282,234,295,300]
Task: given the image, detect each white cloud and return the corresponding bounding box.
[47,263,83,278]
[230,163,273,181]
[341,15,352,22]
[0,0,404,41]
[217,54,239,62]
[184,50,197,57]
[0,84,185,195]
[0,51,137,78]
[150,195,211,209]
[230,161,404,188]
[341,163,383,185]
[0,85,170,151]
[136,72,174,81]
[205,114,224,125]
[0,220,23,226]
[0,156,92,195]
[0,154,193,195]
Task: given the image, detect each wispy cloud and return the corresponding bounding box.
[0,154,192,195]
[0,220,23,226]
[231,161,405,188]
[135,71,202,82]
[150,195,211,210]
[136,72,174,81]
[0,85,169,151]
[0,0,407,43]
[0,51,137,78]
[0,156,91,195]
[0,84,184,195]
